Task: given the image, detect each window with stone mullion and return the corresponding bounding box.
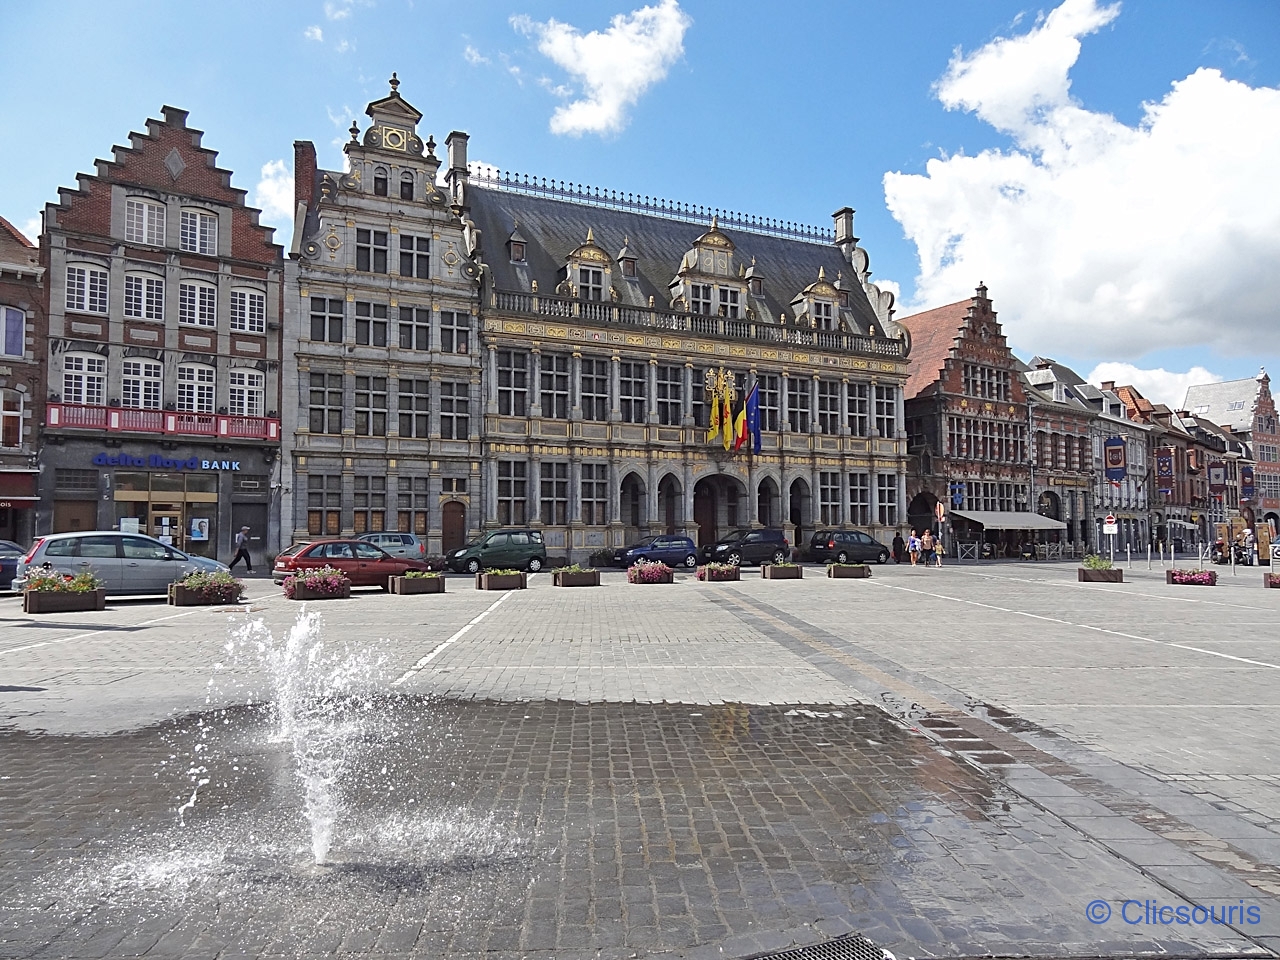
[308,372,343,434]
[399,235,430,279]
[580,357,609,421]
[540,354,570,419]
[497,461,527,525]
[819,471,841,525]
[876,474,898,525]
[354,376,387,436]
[439,381,469,439]
[355,302,388,346]
[786,377,810,432]
[440,311,470,354]
[849,473,870,526]
[874,385,897,439]
[540,462,569,525]
[656,365,682,426]
[398,306,431,351]
[817,380,840,434]
[497,350,528,416]
[398,379,430,438]
[307,474,342,536]
[353,476,386,534]
[356,229,388,273]
[690,284,713,316]
[581,463,607,525]
[398,477,430,534]
[310,297,344,343]
[757,374,780,432]
[619,361,647,424]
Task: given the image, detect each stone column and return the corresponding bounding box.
[779,371,790,432]
[647,359,659,425]
[682,363,694,426]
[647,459,660,533]
[528,348,543,418]
[838,379,850,436]
[485,344,498,414]
[570,351,582,419]
[609,356,621,422]
[810,376,820,436]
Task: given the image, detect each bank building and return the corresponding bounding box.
[282,78,912,559]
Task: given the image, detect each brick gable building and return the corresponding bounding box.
[0,217,45,544]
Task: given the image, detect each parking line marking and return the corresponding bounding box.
[0,609,204,658]
[392,591,515,685]
[867,580,1280,671]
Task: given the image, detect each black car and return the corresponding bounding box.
[809,529,891,564]
[700,528,789,566]
[613,535,698,568]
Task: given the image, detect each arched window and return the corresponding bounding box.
[63,353,106,405]
[1,389,21,448]
[124,272,164,321]
[399,172,415,201]
[121,359,162,409]
[230,287,266,333]
[228,368,264,417]
[177,363,215,412]
[65,263,108,314]
[125,197,166,245]
[373,169,389,197]
[179,279,217,327]
[180,207,218,255]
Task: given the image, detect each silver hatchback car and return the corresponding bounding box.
[13,531,230,596]
[357,532,428,561]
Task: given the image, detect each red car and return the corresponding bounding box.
[273,539,433,589]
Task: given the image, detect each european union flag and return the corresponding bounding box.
[745,382,761,454]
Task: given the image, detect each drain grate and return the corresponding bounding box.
[745,933,893,960]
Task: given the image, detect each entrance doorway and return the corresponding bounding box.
[442,500,467,553]
[657,474,681,535]
[788,478,811,547]
[230,503,268,565]
[907,491,938,535]
[693,480,717,547]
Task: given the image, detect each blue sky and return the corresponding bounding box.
[2,0,1277,407]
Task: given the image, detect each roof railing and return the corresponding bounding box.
[468,168,836,245]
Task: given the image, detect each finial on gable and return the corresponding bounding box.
[389,72,400,94]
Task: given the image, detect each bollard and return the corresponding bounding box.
[1147,544,1151,570]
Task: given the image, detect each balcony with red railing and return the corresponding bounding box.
[46,404,281,441]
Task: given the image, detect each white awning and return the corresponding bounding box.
[949,510,1067,531]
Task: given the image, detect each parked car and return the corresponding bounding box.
[0,539,25,591]
[12,531,229,595]
[613,535,698,569]
[358,531,428,560]
[446,529,547,574]
[699,528,789,566]
[808,529,891,564]
[272,539,432,588]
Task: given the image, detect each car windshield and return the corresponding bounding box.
[278,544,308,557]
[630,538,658,548]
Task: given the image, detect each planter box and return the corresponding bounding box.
[553,569,600,587]
[762,565,803,580]
[289,582,351,601]
[629,570,674,584]
[698,567,740,582]
[391,575,445,594]
[478,572,527,591]
[23,589,107,614]
[1166,570,1217,586]
[828,564,871,579]
[1078,568,1123,583]
[168,583,242,606]
[1264,574,1280,589]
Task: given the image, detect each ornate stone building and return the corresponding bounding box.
[282,78,912,559]
[0,217,45,544]
[1019,358,1096,552]
[37,107,283,557]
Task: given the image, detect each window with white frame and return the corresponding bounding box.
[125,198,166,245]
[121,359,162,409]
[877,474,898,525]
[1,390,22,448]
[63,354,106,405]
[2,306,24,358]
[180,209,218,255]
[66,265,108,314]
[177,363,216,412]
[228,369,264,417]
[179,281,217,327]
[230,289,266,333]
[124,274,165,321]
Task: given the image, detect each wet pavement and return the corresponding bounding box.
[1,561,1278,959]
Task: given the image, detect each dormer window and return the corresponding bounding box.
[510,241,526,263]
[579,267,604,301]
[750,277,763,297]
[719,288,740,318]
[621,257,636,278]
[373,169,388,196]
[400,173,414,201]
[838,291,849,308]
[690,284,713,315]
[814,300,834,330]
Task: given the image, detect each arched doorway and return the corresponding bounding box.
[441,500,467,553]
[694,478,717,546]
[620,472,646,541]
[907,491,937,535]
[757,477,779,529]
[788,478,811,547]
[657,474,682,535]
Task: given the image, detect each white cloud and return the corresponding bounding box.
[20,216,41,243]
[304,25,323,41]
[1086,362,1222,410]
[464,44,489,65]
[253,160,295,250]
[335,38,351,54]
[884,0,1280,363]
[324,1,352,20]
[512,0,691,136]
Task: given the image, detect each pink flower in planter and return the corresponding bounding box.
[627,560,673,584]
[283,564,352,598]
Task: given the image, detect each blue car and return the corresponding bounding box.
[613,535,698,569]
[0,540,24,592]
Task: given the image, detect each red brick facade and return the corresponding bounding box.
[0,217,45,543]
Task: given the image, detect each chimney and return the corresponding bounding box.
[445,131,469,198]
[1101,380,1116,392]
[832,207,854,243]
[293,141,317,209]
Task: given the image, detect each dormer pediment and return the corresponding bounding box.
[568,227,611,265]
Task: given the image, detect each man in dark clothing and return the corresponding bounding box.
[229,525,253,572]
[892,533,905,563]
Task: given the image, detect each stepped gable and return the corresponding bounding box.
[466,185,884,335]
[45,105,280,264]
[895,299,969,400]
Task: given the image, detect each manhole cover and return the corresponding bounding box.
[745,933,893,960]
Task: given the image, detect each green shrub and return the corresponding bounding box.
[560,563,596,574]
[1082,554,1113,570]
[404,570,442,579]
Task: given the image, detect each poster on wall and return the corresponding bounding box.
[120,518,141,534]
[1241,465,1256,501]
[1208,461,1227,494]
[1104,438,1127,483]
[189,518,210,541]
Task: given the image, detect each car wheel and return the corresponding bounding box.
[683,553,698,569]
[465,558,481,574]
[727,552,742,566]
[528,557,544,573]
[771,550,787,565]
[836,551,849,564]
[877,550,889,564]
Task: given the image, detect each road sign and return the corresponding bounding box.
[1103,514,1118,535]
[1271,542,1280,562]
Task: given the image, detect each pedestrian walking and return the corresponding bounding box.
[920,530,936,568]
[907,532,921,566]
[228,525,254,573]
[933,531,944,567]
[892,532,905,564]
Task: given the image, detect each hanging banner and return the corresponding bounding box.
[1241,464,1255,501]
[1104,437,1127,483]
[1207,460,1227,494]
[1155,447,1175,495]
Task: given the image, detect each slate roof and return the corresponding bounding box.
[892,299,969,400]
[465,186,885,336]
[1182,376,1263,433]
